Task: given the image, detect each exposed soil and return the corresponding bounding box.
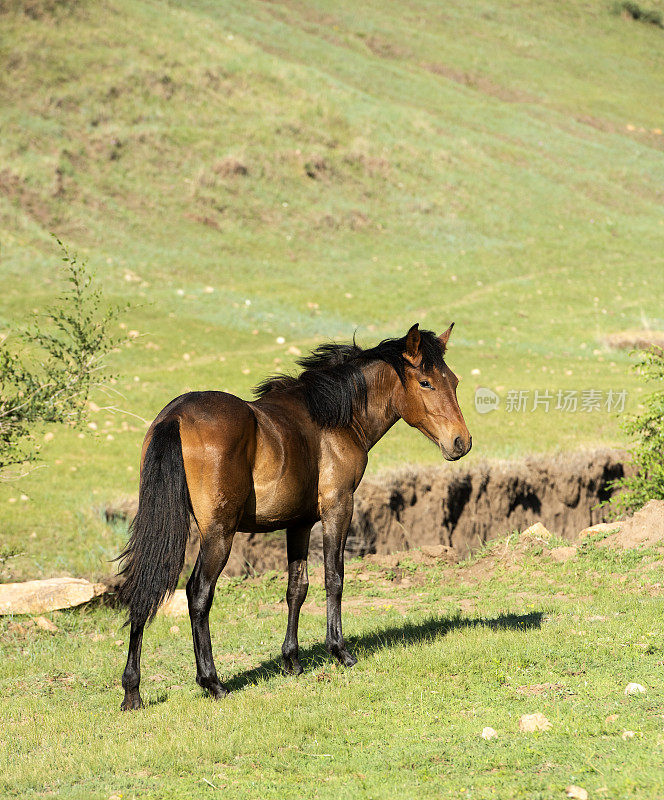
[604,330,664,351]
[598,499,664,550]
[422,62,539,104]
[105,448,628,578]
[346,448,626,563]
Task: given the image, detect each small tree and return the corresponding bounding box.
[608,345,664,517]
[0,241,127,477]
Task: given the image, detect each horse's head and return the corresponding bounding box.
[394,323,472,461]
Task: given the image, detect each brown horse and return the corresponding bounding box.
[118,323,471,710]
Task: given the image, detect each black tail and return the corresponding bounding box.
[117,418,190,627]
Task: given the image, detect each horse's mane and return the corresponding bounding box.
[253,329,445,428]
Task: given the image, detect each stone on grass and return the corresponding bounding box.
[518,712,552,733]
[624,682,646,696]
[481,726,497,740]
[578,522,622,539]
[34,615,58,633]
[565,786,588,800]
[622,730,635,740]
[522,522,552,540]
[421,544,451,559]
[550,546,577,563]
[0,577,106,615]
[160,589,188,617]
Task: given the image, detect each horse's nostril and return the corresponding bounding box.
[454,436,464,453]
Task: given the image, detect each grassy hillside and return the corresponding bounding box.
[1,0,663,578]
[2,528,664,798]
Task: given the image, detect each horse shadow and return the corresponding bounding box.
[223,610,544,693]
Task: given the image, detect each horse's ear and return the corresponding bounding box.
[403,323,422,367]
[438,322,455,348]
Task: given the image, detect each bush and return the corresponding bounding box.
[0,241,127,476]
[612,1,664,28]
[607,345,664,517]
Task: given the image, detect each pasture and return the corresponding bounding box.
[3,529,664,798]
[1,0,664,796]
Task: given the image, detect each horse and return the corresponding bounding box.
[117,323,472,710]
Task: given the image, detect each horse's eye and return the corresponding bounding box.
[419,380,433,389]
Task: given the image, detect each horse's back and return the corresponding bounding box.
[147,390,319,532]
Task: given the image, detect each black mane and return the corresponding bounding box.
[253,330,445,428]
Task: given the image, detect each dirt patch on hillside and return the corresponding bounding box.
[604,330,664,351]
[0,169,54,227]
[422,62,538,104]
[105,448,628,578]
[598,500,664,550]
[348,448,627,561]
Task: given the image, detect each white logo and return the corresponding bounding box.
[474,387,499,414]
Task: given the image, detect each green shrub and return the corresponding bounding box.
[607,345,664,517]
[612,1,664,28]
[0,241,127,477]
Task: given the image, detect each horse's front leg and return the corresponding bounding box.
[282,523,312,675]
[321,494,357,667]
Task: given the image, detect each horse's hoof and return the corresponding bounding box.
[197,676,228,699]
[340,650,357,668]
[120,693,144,711]
[327,641,358,668]
[282,657,304,676]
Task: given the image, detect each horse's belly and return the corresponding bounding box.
[241,473,317,530]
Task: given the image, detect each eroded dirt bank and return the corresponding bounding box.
[106,449,628,577]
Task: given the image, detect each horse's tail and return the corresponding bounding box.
[117,417,190,627]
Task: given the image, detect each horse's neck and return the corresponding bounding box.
[350,362,400,451]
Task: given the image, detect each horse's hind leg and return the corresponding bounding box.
[121,620,145,710]
[187,529,235,699]
[282,523,312,675]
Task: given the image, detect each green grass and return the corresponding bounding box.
[1,0,664,579]
[2,530,664,798]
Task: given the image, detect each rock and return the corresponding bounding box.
[566,786,589,800]
[518,712,552,732]
[624,682,646,695]
[578,522,622,539]
[622,730,635,740]
[481,726,498,740]
[550,546,577,563]
[34,615,58,633]
[522,522,552,540]
[160,589,188,617]
[0,578,106,615]
[421,544,452,559]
